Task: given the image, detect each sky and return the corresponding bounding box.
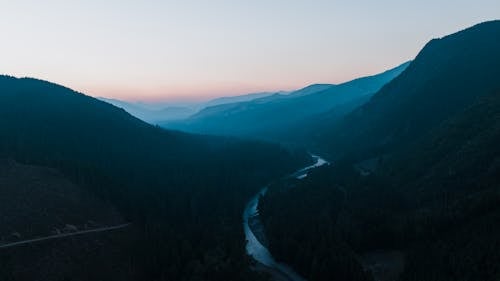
[1,0,499,102]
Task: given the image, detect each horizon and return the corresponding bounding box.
[1,1,499,102]
[2,9,500,281]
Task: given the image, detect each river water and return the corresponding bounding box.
[242,155,329,281]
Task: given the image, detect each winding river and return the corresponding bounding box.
[243,155,329,281]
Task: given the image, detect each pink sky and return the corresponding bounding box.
[1,1,499,102]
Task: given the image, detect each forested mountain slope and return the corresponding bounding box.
[0,75,309,281]
[260,20,500,281]
[316,20,500,160]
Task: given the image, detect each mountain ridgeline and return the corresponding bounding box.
[0,75,310,281]
[316,20,500,160]
[1,18,500,281]
[98,97,197,123]
[259,20,500,281]
[99,91,279,124]
[161,61,410,143]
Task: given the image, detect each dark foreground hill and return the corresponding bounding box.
[0,75,309,281]
[259,20,500,281]
[0,160,136,281]
[0,160,123,241]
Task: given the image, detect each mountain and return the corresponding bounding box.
[99,97,196,123]
[384,89,500,281]
[203,91,281,107]
[0,159,135,280]
[283,84,333,98]
[258,20,500,281]
[100,92,283,124]
[0,159,124,240]
[162,62,409,143]
[317,20,500,161]
[0,75,309,281]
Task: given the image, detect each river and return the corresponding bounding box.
[242,155,329,281]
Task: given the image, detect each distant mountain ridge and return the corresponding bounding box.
[99,91,283,124]
[285,84,334,98]
[203,91,282,107]
[162,61,410,142]
[98,97,196,123]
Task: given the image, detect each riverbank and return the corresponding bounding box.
[243,155,329,281]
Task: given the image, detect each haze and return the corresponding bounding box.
[1,0,498,101]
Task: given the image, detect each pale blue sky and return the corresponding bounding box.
[1,0,499,101]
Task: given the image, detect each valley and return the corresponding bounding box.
[0,13,499,281]
[243,155,328,281]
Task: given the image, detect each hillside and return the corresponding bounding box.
[203,91,279,107]
[99,97,195,123]
[259,20,500,281]
[0,160,123,243]
[0,160,135,281]
[0,75,309,281]
[316,20,500,160]
[100,91,279,124]
[162,62,409,143]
